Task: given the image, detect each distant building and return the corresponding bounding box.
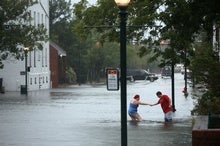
[50,41,66,88]
[0,1,50,91]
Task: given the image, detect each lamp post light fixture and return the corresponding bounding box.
[160,40,176,112]
[23,47,29,95]
[114,0,130,146]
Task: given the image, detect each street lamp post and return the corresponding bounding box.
[160,40,176,112]
[114,0,130,146]
[171,60,176,111]
[24,47,29,95]
[184,48,188,96]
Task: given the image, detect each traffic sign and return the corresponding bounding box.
[106,68,119,91]
[20,71,26,75]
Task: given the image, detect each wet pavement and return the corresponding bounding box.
[0,73,194,146]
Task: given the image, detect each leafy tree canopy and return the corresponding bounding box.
[0,0,48,68]
[49,0,72,42]
[73,0,220,64]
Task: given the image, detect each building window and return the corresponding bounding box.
[34,48,36,67]
[45,15,48,34]
[37,12,40,25]
[30,78,32,85]
[29,51,32,67]
[42,48,44,67]
[35,77,37,84]
[34,11,36,26]
[45,47,47,67]
[38,50,41,61]
[41,14,43,24]
[45,15,47,27]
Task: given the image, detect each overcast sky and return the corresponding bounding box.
[72,0,97,5]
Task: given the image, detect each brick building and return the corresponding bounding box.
[49,41,66,88]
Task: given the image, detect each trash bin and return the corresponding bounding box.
[208,114,220,129]
[1,86,5,93]
[20,85,27,94]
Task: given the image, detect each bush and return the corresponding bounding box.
[192,91,220,115]
[66,67,77,84]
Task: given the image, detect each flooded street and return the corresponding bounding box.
[0,73,194,146]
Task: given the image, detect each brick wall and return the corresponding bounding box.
[50,46,59,88]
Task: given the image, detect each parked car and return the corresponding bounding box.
[181,67,185,74]
[185,69,192,79]
[161,66,171,78]
[175,64,184,73]
[127,69,158,82]
[126,75,134,82]
[181,67,191,78]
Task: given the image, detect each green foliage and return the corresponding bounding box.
[85,42,105,82]
[49,0,86,83]
[72,0,162,82]
[191,39,220,115]
[191,41,220,92]
[66,67,77,84]
[73,0,119,42]
[0,0,48,68]
[49,0,72,41]
[72,0,220,61]
[49,0,72,24]
[192,91,220,115]
[72,0,196,68]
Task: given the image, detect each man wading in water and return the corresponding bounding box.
[151,91,173,122]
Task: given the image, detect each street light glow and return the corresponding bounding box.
[23,47,29,52]
[160,40,166,45]
[114,0,130,6]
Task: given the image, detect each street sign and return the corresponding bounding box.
[20,71,26,75]
[106,68,119,91]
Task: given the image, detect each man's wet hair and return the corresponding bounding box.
[156,91,162,96]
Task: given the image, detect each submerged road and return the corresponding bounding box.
[0,73,194,146]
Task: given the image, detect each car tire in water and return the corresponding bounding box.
[150,77,154,82]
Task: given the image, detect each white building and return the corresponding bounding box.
[0,0,50,92]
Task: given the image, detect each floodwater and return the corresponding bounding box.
[0,73,194,146]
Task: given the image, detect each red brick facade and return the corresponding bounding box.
[49,41,66,88]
